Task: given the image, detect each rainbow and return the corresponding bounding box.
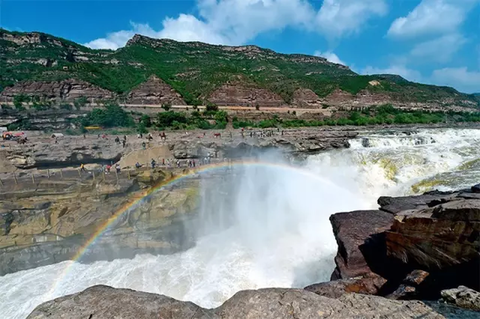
[46,159,334,298]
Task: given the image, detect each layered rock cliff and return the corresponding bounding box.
[126,75,186,105]
[0,79,114,103]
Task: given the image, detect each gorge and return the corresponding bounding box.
[1,127,479,318]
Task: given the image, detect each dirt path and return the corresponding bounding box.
[121,104,331,114]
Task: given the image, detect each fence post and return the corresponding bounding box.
[60,169,63,179]
[0,177,3,186]
[47,169,50,179]
[115,168,119,185]
[78,169,81,177]
[13,172,18,185]
[31,173,35,184]
[127,171,131,180]
[92,170,96,181]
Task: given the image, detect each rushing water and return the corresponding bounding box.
[1,128,480,319]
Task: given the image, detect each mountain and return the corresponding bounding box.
[1,29,479,110]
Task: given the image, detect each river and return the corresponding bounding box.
[1,127,479,319]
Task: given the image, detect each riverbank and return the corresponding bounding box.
[3,123,480,174]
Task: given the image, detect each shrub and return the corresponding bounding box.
[140,114,152,127]
[156,111,187,129]
[137,122,148,134]
[82,103,135,128]
[60,104,73,111]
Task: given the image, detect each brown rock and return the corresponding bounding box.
[0,79,114,103]
[126,75,186,105]
[387,270,430,300]
[292,88,323,108]
[208,83,285,107]
[386,200,480,268]
[329,210,395,279]
[305,274,387,298]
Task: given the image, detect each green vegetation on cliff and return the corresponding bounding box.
[1,29,478,107]
[74,103,480,133]
[81,103,135,128]
[231,105,480,129]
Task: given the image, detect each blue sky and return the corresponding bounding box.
[2,0,480,93]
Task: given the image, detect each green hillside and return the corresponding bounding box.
[1,29,478,107]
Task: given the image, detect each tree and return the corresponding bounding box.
[140,114,152,127]
[82,103,135,128]
[161,102,172,111]
[137,122,148,134]
[205,101,218,112]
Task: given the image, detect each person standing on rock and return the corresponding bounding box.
[122,139,126,148]
[151,159,156,169]
[80,163,86,173]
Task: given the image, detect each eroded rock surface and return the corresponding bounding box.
[329,210,394,279]
[325,188,480,300]
[27,285,479,319]
[0,168,200,275]
[0,79,114,103]
[208,83,286,107]
[441,286,480,311]
[126,75,186,105]
[0,128,357,171]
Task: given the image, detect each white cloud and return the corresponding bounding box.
[85,0,315,49]
[84,23,159,50]
[195,0,315,44]
[388,0,479,39]
[410,33,467,63]
[85,0,388,49]
[314,50,346,65]
[430,67,480,93]
[315,0,387,38]
[361,65,422,82]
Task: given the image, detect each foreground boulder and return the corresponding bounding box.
[326,188,480,300]
[329,210,394,280]
[27,285,479,319]
[441,286,480,311]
